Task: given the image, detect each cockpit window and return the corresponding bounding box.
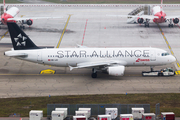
[161,52,170,56]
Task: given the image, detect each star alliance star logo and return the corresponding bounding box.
[14,33,27,47]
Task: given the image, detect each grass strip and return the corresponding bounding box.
[0,93,180,117]
[0,0,22,3]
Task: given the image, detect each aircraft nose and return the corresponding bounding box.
[169,55,176,63]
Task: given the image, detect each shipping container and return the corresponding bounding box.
[131,108,144,119]
[75,111,89,118]
[105,108,118,119]
[120,114,133,120]
[73,116,87,120]
[51,111,66,120]
[142,113,155,120]
[55,108,68,118]
[161,112,175,120]
[78,108,91,118]
[29,110,43,120]
[98,115,112,120]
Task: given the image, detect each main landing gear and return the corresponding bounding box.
[144,19,150,27]
[91,68,97,78]
[144,22,149,27]
[168,19,174,27]
[168,24,173,27]
[20,25,25,29]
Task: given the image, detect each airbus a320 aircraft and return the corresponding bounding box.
[5,22,176,78]
[109,0,180,27]
[1,0,62,28]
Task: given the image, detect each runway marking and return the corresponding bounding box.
[81,19,88,46]
[56,14,72,48]
[157,23,180,68]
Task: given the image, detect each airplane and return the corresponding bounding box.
[0,0,62,29]
[4,22,176,78]
[108,0,180,27]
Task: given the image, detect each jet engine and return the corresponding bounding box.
[137,18,144,24]
[107,66,125,76]
[173,18,179,24]
[22,19,33,26]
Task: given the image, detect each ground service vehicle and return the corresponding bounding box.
[142,68,175,76]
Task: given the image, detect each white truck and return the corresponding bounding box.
[142,68,175,76]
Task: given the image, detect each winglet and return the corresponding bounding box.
[76,44,88,48]
[69,66,74,71]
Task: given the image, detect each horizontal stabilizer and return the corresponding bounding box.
[4,52,28,57]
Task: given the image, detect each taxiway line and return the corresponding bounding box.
[157,23,180,68]
[0,31,8,41]
[81,19,88,46]
[56,14,72,48]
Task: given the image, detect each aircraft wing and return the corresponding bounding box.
[69,60,127,71]
[165,16,180,19]
[7,16,63,21]
[107,15,159,19]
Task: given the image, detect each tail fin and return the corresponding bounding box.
[3,0,6,13]
[7,22,39,50]
[161,0,163,11]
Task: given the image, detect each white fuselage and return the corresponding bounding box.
[5,47,176,67]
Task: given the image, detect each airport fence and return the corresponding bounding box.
[47,104,150,117]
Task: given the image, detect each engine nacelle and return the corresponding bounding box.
[22,19,33,26]
[137,18,144,24]
[107,66,125,76]
[173,18,179,24]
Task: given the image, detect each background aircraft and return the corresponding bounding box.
[108,0,180,27]
[4,22,176,78]
[1,0,62,28]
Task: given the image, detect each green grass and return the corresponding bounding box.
[42,0,180,4]
[0,0,22,3]
[0,94,180,117]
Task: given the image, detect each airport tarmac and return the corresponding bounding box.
[0,5,180,98]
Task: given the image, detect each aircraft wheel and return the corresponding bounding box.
[158,73,163,76]
[171,24,174,27]
[23,26,25,29]
[91,73,97,78]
